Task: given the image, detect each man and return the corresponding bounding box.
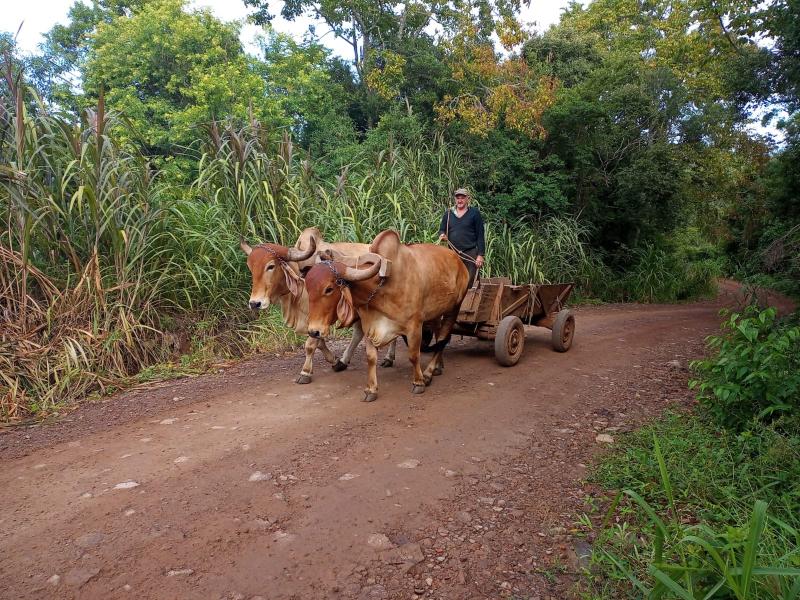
[438,188,485,288]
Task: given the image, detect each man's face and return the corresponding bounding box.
[455,194,468,209]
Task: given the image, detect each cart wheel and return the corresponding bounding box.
[495,316,525,366]
[551,309,575,352]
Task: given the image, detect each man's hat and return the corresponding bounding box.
[453,188,470,197]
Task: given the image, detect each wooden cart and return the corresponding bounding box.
[451,277,575,366]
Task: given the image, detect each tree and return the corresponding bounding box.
[257,31,356,154]
[435,14,558,139]
[83,0,278,157]
[243,0,528,131]
[244,0,524,79]
[770,0,800,108]
[540,49,691,255]
[522,27,602,89]
[461,127,570,222]
[28,0,146,112]
[558,0,774,112]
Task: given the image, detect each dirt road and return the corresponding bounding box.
[0,285,786,600]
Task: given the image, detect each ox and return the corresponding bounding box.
[241,229,396,384]
[291,228,396,368]
[304,230,469,402]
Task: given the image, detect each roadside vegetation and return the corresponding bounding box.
[1,0,798,421]
[583,306,800,598]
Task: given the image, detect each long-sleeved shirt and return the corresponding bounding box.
[438,206,485,256]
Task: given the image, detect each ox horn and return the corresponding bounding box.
[343,254,382,282]
[240,239,253,256]
[286,236,316,262]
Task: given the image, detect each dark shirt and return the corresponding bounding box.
[439,206,485,256]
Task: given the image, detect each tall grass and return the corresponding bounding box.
[1,76,169,419]
[586,415,800,599]
[189,123,595,288]
[622,238,724,304]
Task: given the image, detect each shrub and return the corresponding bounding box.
[691,307,800,432]
[624,243,683,303]
[622,233,723,304]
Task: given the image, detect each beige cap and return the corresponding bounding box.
[453,188,470,197]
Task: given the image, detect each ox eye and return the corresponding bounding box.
[266,264,275,271]
[324,286,334,295]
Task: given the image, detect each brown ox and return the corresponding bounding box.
[290,228,397,367]
[304,230,469,402]
[241,229,397,384]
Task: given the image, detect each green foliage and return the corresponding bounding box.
[523,27,602,88]
[25,0,146,113]
[587,413,800,599]
[588,301,800,597]
[622,236,723,304]
[691,307,800,432]
[542,58,690,257]
[463,128,570,221]
[0,91,167,419]
[84,0,279,159]
[257,31,355,153]
[9,0,795,295]
[727,129,800,299]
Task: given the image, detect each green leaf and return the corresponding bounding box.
[739,500,768,597]
[649,565,696,600]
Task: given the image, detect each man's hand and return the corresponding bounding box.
[439,233,447,241]
[475,255,484,268]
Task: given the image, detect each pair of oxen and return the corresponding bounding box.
[241,228,470,402]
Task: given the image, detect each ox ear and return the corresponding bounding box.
[336,287,357,328]
[282,264,301,297]
[319,249,335,261]
[369,230,400,261]
[240,239,253,256]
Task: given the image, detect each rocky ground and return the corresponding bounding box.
[0,287,764,600]
[343,333,699,600]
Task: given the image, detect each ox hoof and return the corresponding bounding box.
[432,367,443,376]
[332,360,348,372]
[380,358,394,368]
[362,391,378,403]
[423,374,433,386]
[411,384,426,394]
[295,374,312,384]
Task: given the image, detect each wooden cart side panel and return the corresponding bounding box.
[498,284,534,320]
[458,283,533,324]
[456,287,483,322]
[481,276,512,285]
[457,282,504,323]
[535,284,574,316]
